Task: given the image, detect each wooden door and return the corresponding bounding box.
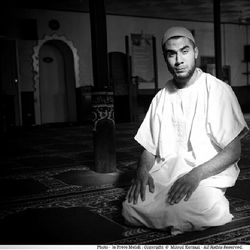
[39,43,68,124]
[109,51,138,123]
[0,39,21,132]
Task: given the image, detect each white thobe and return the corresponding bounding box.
[122,68,249,235]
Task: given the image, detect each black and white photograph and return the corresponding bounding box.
[1,0,250,248]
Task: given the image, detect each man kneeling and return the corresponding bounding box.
[122,26,249,235]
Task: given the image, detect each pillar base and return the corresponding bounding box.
[92,91,116,173]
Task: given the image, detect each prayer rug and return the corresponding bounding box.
[1,184,250,245]
[0,117,249,245]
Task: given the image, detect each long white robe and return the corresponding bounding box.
[122,68,249,235]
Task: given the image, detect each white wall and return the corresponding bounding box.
[35,9,93,87]
[18,9,93,92]
[223,24,248,86]
[17,9,250,92]
[107,15,250,87]
[107,15,216,88]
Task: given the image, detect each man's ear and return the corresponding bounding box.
[194,46,199,59]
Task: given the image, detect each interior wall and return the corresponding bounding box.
[107,15,216,88]
[16,9,250,94]
[17,40,36,91]
[17,9,93,92]
[248,25,250,43]
[107,15,250,87]
[223,24,248,86]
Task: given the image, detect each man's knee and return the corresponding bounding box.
[122,200,143,226]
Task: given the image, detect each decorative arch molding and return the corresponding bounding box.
[32,34,80,124]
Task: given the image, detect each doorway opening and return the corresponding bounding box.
[32,35,80,125]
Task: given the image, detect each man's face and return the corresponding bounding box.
[163,37,198,83]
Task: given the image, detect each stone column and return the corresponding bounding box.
[89,0,117,173]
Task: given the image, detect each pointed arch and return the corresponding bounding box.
[32,34,80,124]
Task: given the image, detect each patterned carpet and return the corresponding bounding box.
[0,116,250,245]
[1,184,250,245]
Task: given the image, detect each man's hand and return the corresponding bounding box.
[167,135,243,205]
[127,166,155,204]
[167,169,201,205]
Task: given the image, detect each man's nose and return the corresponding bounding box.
[175,52,183,66]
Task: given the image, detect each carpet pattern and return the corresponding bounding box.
[1,185,250,244]
[0,117,250,245]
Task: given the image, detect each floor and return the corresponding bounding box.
[0,116,250,246]
[0,122,139,245]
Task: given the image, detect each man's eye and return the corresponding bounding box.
[182,49,189,54]
[167,52,175,57]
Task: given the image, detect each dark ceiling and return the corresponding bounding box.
[11,0,250,24]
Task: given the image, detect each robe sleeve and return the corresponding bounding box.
[134,92,162,156]
[207,79,249,149]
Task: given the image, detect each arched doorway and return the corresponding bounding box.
[39,40,76,124]
[32,35,80,125]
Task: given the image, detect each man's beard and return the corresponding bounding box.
[174,66,195,81]
[167,63,196,84]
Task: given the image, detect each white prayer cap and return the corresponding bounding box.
[162,26,195,46]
